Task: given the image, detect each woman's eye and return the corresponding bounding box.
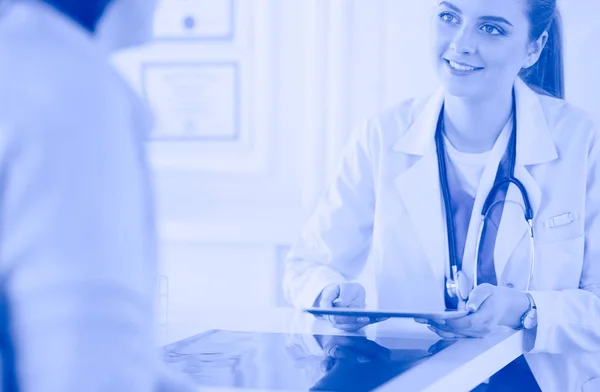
[481,24,503,35]
[439,12,457,23]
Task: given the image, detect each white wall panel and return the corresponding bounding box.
[160,243,278,309]
[560,0,600,125]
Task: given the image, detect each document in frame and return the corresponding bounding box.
[142,63,239,139]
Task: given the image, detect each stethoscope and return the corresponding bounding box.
[436,95,536,302]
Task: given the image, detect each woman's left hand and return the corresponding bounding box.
[417,283,531,338]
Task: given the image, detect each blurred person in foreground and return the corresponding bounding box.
[0,0,193,390]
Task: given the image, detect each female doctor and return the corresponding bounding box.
[0,0,193,391]
[283,0,600,390]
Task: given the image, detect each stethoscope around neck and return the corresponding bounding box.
[437,95,536,302]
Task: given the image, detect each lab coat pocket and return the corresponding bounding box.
[582,376,600,392]
[534,213,583,243]
[533,213,584,289]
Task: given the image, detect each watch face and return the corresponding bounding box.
[523,310,538,329]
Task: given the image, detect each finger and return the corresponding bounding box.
[423,317,446,325]
[427,324,477,338]
[466,283,494,312]
[444,327,488,338]
[319,284,341,307]
[335,283,365,307]
[428,318,490,338]
[371,317,389,323]
[330,315,370,325]
[326,315,370,330]
[427,325,467,339]
[332,321,370,332]
[426,320,455,333]
[330,316,384,331]
[445,312,490,330]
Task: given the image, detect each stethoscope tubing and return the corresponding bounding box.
[438,93,535,300]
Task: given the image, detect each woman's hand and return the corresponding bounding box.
[416,284,530,338]
[315,283,388,332]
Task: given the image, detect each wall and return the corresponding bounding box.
[112,0,600,313]
[560,0,600,126]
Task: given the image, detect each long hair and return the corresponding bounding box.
[519,0,564,99]
[42,0,114,32]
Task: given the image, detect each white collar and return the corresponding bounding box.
[394,77,558,166]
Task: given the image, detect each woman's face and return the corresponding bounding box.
[432,0,536,99]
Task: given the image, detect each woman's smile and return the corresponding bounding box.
[444,58,485,75]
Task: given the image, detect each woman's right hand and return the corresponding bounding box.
[315,283,387,332]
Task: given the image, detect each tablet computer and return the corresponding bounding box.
[303,307,468,320]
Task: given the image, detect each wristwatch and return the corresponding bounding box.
[520,292,538,330]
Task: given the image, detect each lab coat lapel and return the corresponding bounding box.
[493,78,557,281]
[394,89,448,284]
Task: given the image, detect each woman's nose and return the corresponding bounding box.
[449,27,476,54]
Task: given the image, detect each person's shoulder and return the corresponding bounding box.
[537,94,598,145]
[0,11,131,140]
[0,45,130,143]
[362,92,436,144]
[538,94,594,126]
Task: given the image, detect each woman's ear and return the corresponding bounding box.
[522,31,549,69]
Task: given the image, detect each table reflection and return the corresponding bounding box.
[163,330,457,391]
[309,335,455,391]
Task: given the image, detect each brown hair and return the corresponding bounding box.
[518,0,564,99]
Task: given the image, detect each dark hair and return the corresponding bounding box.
[519,0,564,99]
[43,0,114,32]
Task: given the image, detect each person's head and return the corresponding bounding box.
[96,0,160,49]
[42,0,159,49]
[432,0,564,101]
[42,0,113,32]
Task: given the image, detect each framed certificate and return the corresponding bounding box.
[141,62,240,141]
[153,0,234,40]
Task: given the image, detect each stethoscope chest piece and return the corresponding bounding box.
[446,270,470,301]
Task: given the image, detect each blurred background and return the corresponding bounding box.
[111,0,600,313]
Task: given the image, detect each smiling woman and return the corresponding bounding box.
[433,0,562,102]
[284,0,600,390]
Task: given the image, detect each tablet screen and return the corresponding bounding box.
[303,307,468,320]
[162,330,457,391]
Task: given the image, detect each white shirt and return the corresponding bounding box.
[0,1,192,391]
[443,117,513,198]
[443,136,490,198]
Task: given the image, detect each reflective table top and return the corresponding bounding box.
[158,305,523,392]
[163,329,456,391]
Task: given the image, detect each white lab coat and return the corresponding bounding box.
[0,1,192,391]
[283,77,600,391]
